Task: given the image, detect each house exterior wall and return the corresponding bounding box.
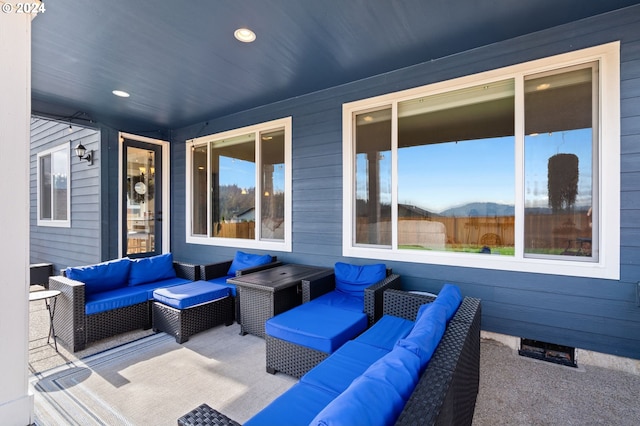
[171,7,640,359]
[29,117,101,274]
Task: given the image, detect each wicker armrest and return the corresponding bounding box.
[199,260,233,280]
[49,274,87,352]
[383,289,437,321]
[173,261,200,281]
[301,272,336,303]
[364,274,402,326]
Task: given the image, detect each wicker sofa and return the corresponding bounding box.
[183,286,481,425]
[50,253,200,352]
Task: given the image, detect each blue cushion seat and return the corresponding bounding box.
[300,340,389,395]
[354,314,415,351]
[310,291,364,312]
[85,277,192,315]
[153,280,230,310]
[206,275,236,296]
[266,302,368,353]
[245,382,339,426]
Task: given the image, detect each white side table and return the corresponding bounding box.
[29,289,61,352]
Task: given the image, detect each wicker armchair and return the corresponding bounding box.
[49,261,199,352]
[199,256,281,323]
[265,270,401,378]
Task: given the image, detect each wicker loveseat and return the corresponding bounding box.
[181,285,481,426]
[50,253,199,352]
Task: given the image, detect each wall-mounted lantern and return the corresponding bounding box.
[74,142,93,165]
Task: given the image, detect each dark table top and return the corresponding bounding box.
[227,264,332,292]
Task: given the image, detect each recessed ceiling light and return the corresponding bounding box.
[112,90,130,98]
[536,83,551,91]
[234,28,256,43]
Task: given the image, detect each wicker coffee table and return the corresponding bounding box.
[228,264,332,337]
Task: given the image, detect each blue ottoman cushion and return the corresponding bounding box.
[153,280,230,310]
[206,275,237,296]
[266,302,368,353]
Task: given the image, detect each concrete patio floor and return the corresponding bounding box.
[28,287,640,425]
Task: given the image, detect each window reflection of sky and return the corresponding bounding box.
[219,157,285,193]
[356,128,592,214]
[398,136,515,213]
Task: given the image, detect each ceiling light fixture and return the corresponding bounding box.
[112,90,130,98]
[234,28,256,43]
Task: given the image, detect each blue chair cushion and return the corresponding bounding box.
[361,346,421,400]
[433,283,463,321]
[265,302,368,353]
[128,253,177,286]
[207,275,236,296]
[227,251,272,276]
[153,280,230,309]
[245,382,339,426]
[311,291,363,312]
[354,315,415,351]
[334,262,386,297]
[66,258,131,296]
[395,302,447,367]
[301,340,389,395]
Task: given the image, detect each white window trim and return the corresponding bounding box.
[36,141,71,228]
[185,117,293,252]
[342,42,620,279]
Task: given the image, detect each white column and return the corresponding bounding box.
[0,2,35,424]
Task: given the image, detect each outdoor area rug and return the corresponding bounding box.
[30,324,296,425]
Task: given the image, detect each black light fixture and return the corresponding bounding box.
[74,142,93,165]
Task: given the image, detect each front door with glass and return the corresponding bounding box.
[122,140,162,257]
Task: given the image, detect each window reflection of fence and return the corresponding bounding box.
[213,221,255,239]
[356,212,591,251]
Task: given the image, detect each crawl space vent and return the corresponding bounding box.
[519,338,577,368]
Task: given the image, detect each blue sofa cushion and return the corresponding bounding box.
[311,291,363,312]
[66,258,131,296]
[128,253,176,286]
[334,262,386,297]
[354,314,415,351]
[301,340,389,395]
[265,302,368,353]
[245,382,339,426]
[153,280,230,309]
[227,251,272,276]
[85,285,150,315]
[395,302,447,366]
[361,346,421,400]
[433,283,463,321]
[207,275,236,296]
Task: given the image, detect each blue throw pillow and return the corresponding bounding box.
[66,258,131,296]
[128,253,176,286]
[395,302,447,367]
[334,262,386,297]
[433,283,462,321]
[227,251,272,275]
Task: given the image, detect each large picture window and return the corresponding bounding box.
[186,117,292,251]
[343,43,620,279]
[37,142,70,227]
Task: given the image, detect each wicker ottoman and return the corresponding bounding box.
[152,281,234,343]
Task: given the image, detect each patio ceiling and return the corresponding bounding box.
[31,0,640,131]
